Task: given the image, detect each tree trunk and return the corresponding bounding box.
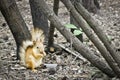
[0,0,31,60]
[30,0,115,77]
[75,1,120,72]
[47,0,59,52]
[61,0,120,77]
[29,0,48,42]
[82,0,100,13]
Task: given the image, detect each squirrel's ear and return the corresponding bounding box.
[33,40,36,45]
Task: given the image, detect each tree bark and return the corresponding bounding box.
[47,0,59,50]
[60,0,120,77]
[0,0,31,60]
[29,0,48,41]
[75,1,120,71]
[30,0,115,77]
[82,0,100,13]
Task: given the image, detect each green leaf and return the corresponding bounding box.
[79,28,83,31]
[64,24,77,29]
[73,30,83,36]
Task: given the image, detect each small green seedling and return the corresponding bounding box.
[64,24,77,29]
[107,35,112,41]
[64,24,83,36]
[73,30,83,36]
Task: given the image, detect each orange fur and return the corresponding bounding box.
[20,28,46,71]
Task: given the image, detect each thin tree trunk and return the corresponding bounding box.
[82,0,100,13]
[29,0,115,77]
[0,0,31,60]
[29,0,48,41]
[75,1,120,70]
[47,0,59,51]
[60,0,120,77]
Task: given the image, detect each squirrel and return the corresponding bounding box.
[19,28,46,72]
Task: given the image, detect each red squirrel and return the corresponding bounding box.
[19,28,46,72]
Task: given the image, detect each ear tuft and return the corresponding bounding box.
[33,40,36,45]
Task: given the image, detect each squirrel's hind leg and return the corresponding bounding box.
[26,60,37,72]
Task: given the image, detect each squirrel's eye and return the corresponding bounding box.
[37,47,39,49]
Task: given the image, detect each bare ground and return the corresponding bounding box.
[0,0,120,80]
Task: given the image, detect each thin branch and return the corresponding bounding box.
[74,1,120,69]
[58,44,87,62]
[48,0,59,48]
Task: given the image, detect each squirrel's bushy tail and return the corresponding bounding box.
[31,28,44,42]
[19,40,33,66]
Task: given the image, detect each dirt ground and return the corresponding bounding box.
[0,0,120,80]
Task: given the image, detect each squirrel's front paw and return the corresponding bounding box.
[32,69,37,72]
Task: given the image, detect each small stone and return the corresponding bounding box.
[7,42,12,45]
[2,23,7,27]
[62,76,69,80]
[48,68,56,75]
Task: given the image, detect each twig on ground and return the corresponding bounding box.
[58,44,87,62]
